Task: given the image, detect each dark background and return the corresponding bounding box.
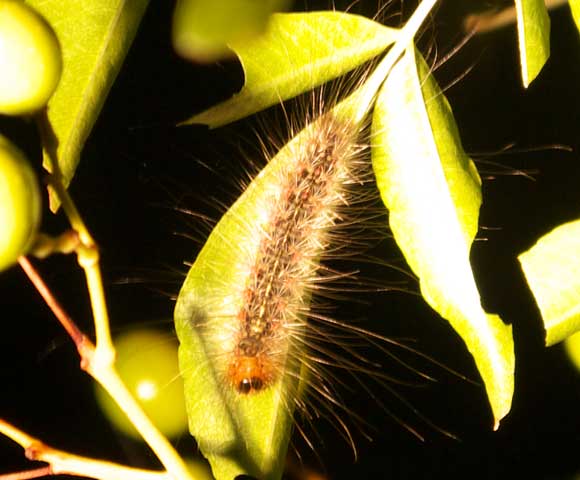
[1,1,579,479]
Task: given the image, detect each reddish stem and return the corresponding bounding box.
[0,467,52,480]
[18,256,94,364]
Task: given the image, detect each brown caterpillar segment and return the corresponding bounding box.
[230,112,362,393]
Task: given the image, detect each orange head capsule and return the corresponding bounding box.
[229,354,274,394]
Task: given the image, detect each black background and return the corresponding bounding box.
[1,1,579,479]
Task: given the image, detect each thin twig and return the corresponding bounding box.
[30,231,81,259]
[18,256,91,359]
[48,174,115,361]
[352,0,440,123]
[0,467,52,480]
[0,419,171,480]
[26,159,194,479]
[45,173,94,247]
[17,255,193,480]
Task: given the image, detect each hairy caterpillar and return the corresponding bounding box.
[226,112,362,394]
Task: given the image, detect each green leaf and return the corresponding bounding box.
[29,0,149,210]
[518,219,580,346]
[172,0,291,63]
[564,330,580,371]
[515,0,550,87]
[174,86,367,478]
[371,46,514,429]
[568,0,580,34]
[182,11,398,128]
[174,119,340,479]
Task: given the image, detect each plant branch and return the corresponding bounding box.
[45,172,94,247]
[351,0,439,123]
[18,256,89,355]
[30,231,80,259]
[41,153,193,479]
[17,255,193,480]
[0,419,171,480]
[47,173,115,360]
[29,230,80,259]
[0,467,52,480]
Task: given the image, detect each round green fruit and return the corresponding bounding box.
[0,0,62,115]
[0,135,41,271]
[95,328,189,440]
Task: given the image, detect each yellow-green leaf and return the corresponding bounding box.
[519,219,580,346]
[172,0,291,63]
[568,0,580,33]
[29,0,149,210]
[174,88,368,479]
[371,45,514,429]
[182,11,398,128]
[174,124,326,480]
[515,0,550,87]
[564,330,580,371]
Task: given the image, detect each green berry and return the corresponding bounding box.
[0,135,41,271]
[0,0,62,115]
[95,329,189,440]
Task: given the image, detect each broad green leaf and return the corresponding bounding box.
[176,125,310,480]
[182,11,398,128]
[515,0,550,87]
[29,0,149,210]
[518,219,580,346]
[371,46,514,429]
[174,90,366,480]
[569,0,580,34]
[172,0,291,63]
[174,179,294,479]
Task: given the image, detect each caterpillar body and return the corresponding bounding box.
[228,112,360,394]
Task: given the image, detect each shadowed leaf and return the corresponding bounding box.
[29,0,149,210]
